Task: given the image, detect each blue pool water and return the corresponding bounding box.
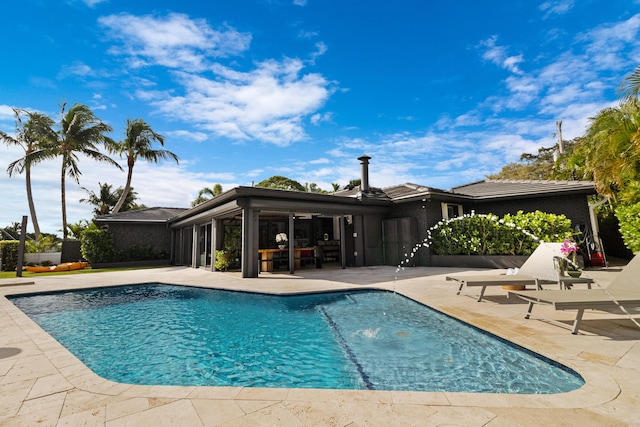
[9,284,584,393]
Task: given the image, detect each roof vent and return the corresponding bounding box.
[358,154,371,193]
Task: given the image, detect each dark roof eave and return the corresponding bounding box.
[93,218,172,224]
[468,188,597,200]
[168,186,393,225]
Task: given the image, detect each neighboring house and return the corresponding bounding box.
[94,156,598,278]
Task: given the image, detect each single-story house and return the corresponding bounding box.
[94,155,598,278]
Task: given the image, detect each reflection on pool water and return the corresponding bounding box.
[9,284,584,393]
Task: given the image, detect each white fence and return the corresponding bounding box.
[25,252,62,265]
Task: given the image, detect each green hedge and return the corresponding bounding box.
[80,229,116,263]
[616,202,640,253]
[80,228,169,264]
[428,211,575,256]
[0,240,19,271]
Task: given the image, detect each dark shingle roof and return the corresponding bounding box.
[382,183,449,200]
[94,207,187,223]
[450,179,596,199]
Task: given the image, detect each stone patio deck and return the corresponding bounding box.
[1,264,638,426]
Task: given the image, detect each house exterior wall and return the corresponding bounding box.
[388,200,441,266]
[387,194,593,266]
[106,223,172,254]
[362,214,384,265]
[469,194,593,231]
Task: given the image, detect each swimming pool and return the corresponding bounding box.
[9,284,584,393]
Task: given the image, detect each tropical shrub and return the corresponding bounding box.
[80,228,116,263]
[428,211,574,256]
[25,235,60,253]
[615,202,640,253]
[215,250,232,271]
[502,210,574,243]
[0,240,19,271]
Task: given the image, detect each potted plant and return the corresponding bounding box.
[560,238,582,277]
[275,233,288,249]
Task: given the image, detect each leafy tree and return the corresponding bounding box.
[1,223,22,240]
[1,108,56,238]
[191,183,223,206]
[305,182,327,194]
[256,175,306,191]
[108,118,178,214]
[344,179,361,189]
[53,103,121,239]
[487,139,581,181]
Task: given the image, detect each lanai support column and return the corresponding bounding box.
[241,207,260,278]
[340,215,346,269]
[289,212,295,274]
[192,225,198,268]
[211,218,218,272]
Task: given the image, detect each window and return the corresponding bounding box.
[441,203,463,220]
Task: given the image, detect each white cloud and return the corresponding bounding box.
[99,13,252,72]
[539,0,574,18]
[58,61,95,78]
[81,0,107,7]
[479,36,524,74]
[138,58,332,146]
[310,112,332,125]
[580,13,640,71]
[166,130,209,142]
[310,41,328,62]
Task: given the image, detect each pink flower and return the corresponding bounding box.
[560,239,579,256]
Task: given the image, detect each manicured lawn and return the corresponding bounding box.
[0,265,171,279]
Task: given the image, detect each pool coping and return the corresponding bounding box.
[1,265,638,425]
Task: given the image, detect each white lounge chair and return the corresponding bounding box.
[509,254,640,334]
[445,242,564,302]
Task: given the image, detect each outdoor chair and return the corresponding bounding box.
[446,242,563,302]
[508,253,640,334]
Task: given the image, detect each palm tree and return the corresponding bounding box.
[108,118,179,214]
[80,182,146,217]
[191,184,223,206]
[80,182,119,216]
[0,108,57,238]
[55,103,121,239]
[620,65,640,100]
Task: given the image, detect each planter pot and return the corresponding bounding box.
[430,255,529,269]
[567,270,582,278]
[501,285,526,290]
[278,245,286,250]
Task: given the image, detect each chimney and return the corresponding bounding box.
[358,154,371,193]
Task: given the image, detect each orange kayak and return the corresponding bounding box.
[26,262,89,273]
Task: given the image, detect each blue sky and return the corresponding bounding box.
[1,0,639,234]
